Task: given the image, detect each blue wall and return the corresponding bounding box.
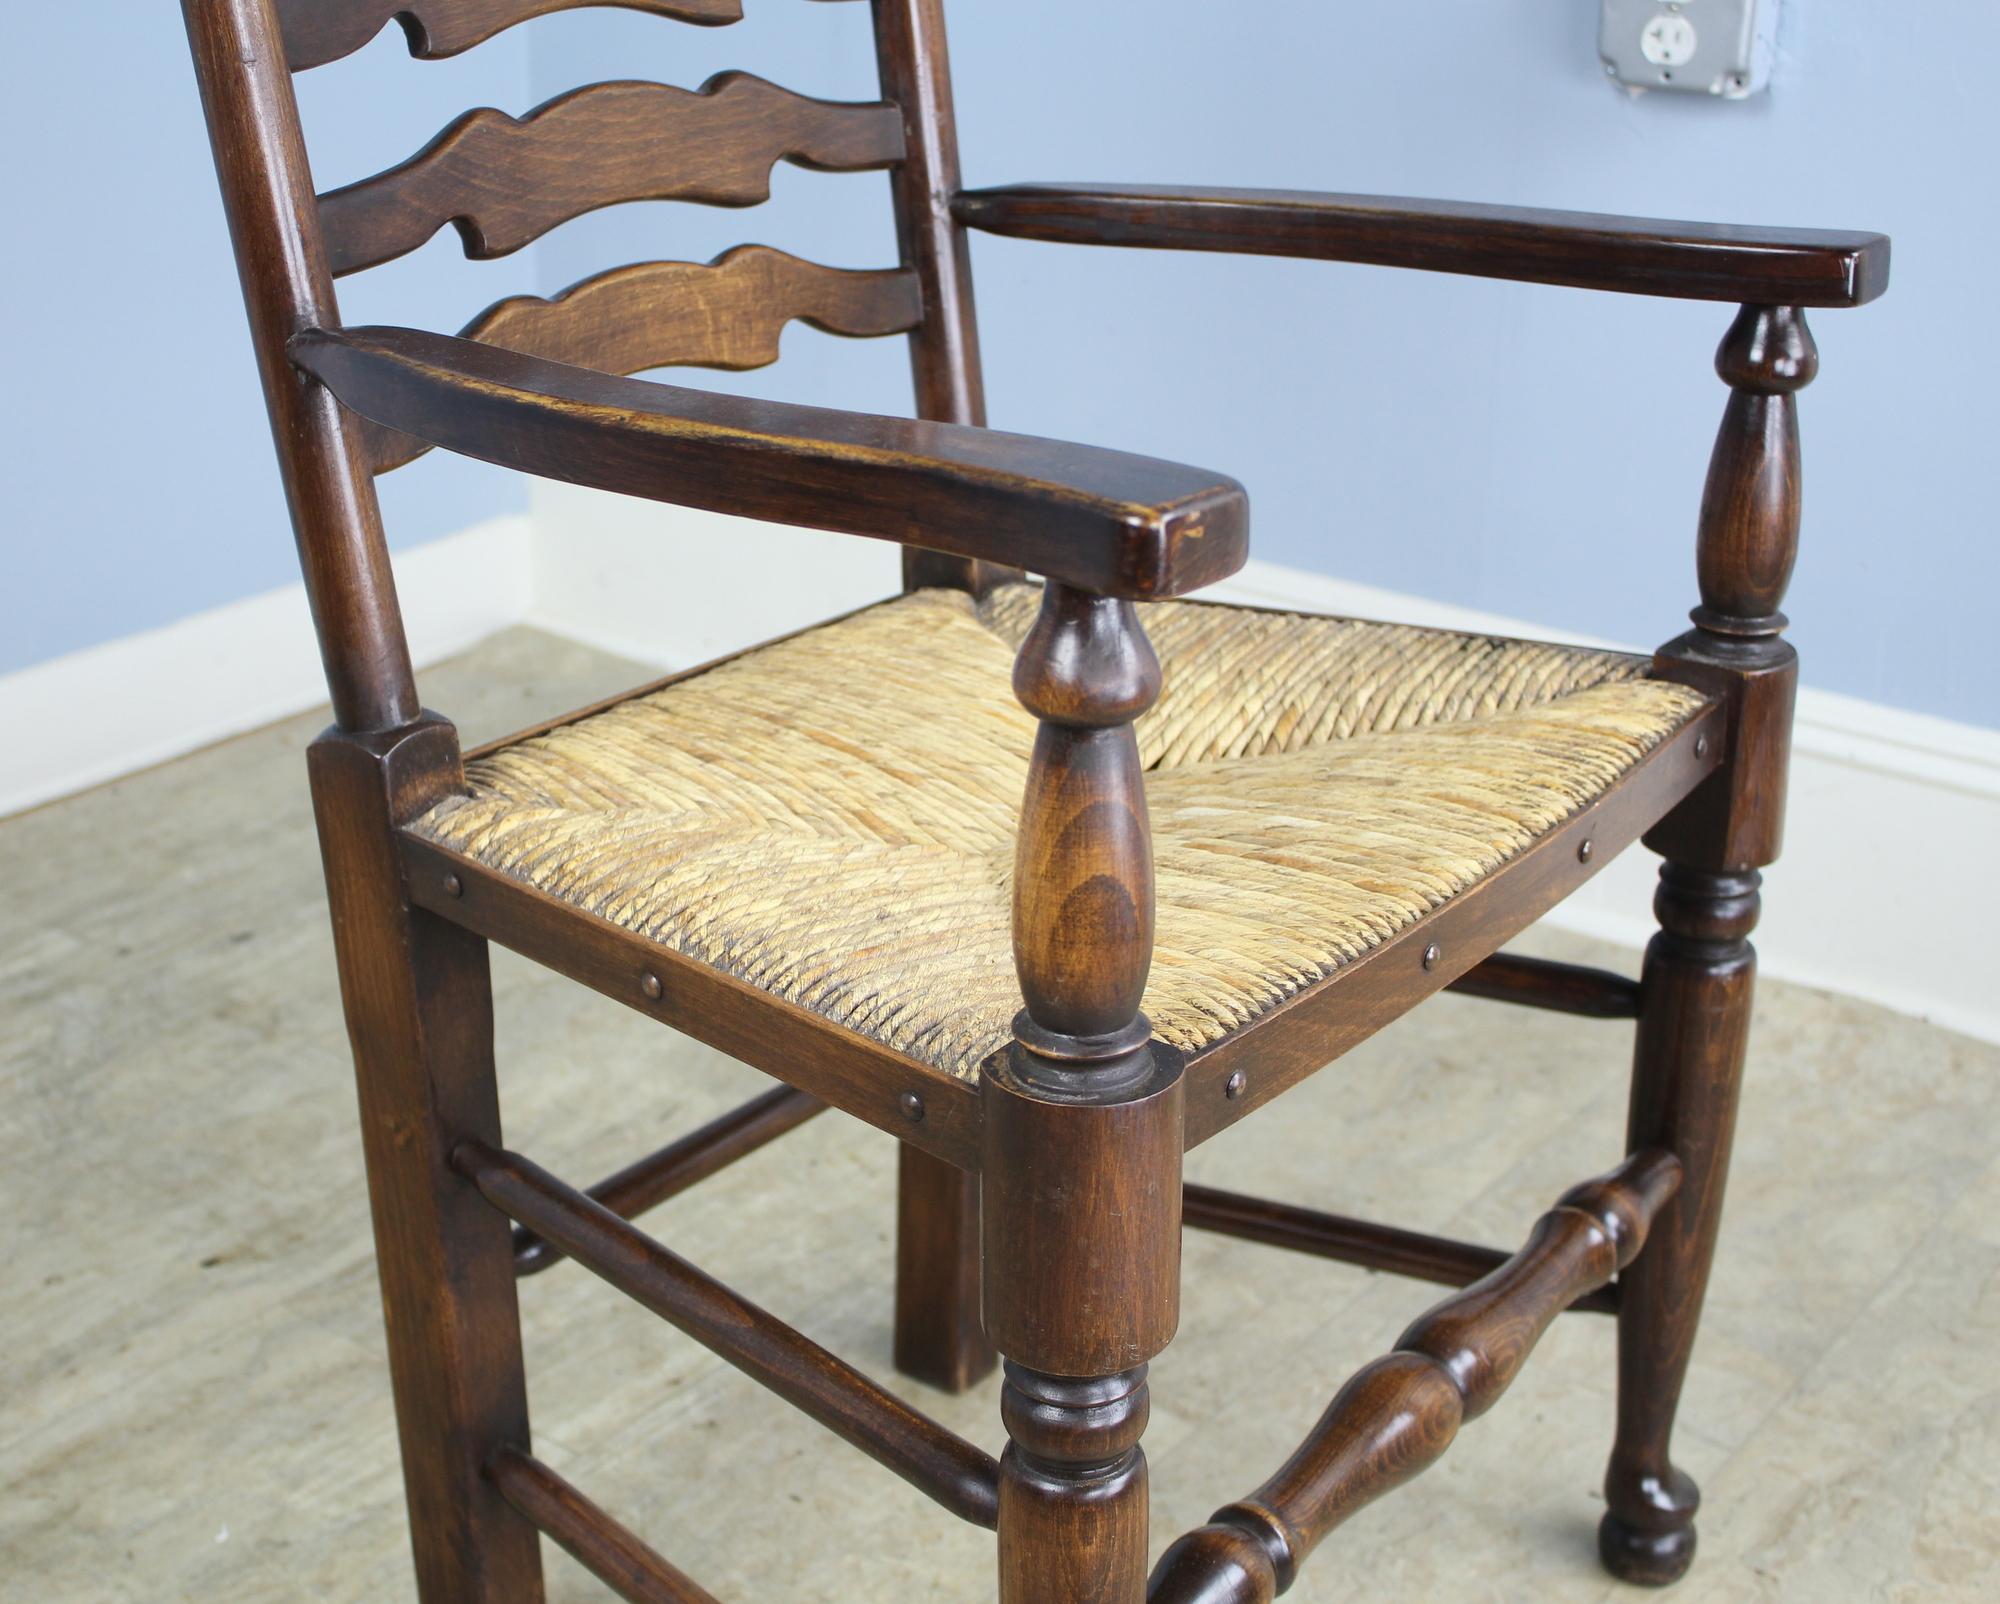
[6,2,1992,727]
[942,1,1994,725]
[0,7,529,676]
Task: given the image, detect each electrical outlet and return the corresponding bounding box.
[1599,0,1779,99]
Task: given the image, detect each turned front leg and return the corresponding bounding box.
[1603,304,1815,1585]
[984,583,1182,1604]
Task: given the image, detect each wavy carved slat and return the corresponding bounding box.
[363,248,923,471]
[278,0,741,73]
[318,74,907,276]
[1148,1150,1684,1604]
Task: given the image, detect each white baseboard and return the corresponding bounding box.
[1212,558,2000,1044]
[0,515,532,818]
[525,483,903,669]
[8,509,1992,1044]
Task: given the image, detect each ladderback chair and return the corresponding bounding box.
[182,3,1889,1600]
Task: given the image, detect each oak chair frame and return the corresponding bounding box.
[181,2,1888,1599]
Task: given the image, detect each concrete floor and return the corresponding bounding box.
[4,626,1995,1603]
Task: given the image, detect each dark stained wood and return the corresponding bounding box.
[874,0,1048,1348]
[893,1147,997,1392]
[1692,305,1817,629]
[319,75,906,276]
[279,0,741,72]
[981,1053,1184,1375]
[998,1362,1156,1604]
[398,831,984,1169]
[291,325,1250,600]
[1646,637,1797,871]
[182,0,418,734]
[1602,303,1816,1587]
[487,1448,722,1604]
[1149,1152,1682,1604]
[874,0,982,428]
[306,716,544,1602]
[457,1140,1002,1527]
[513,1087,824,1276]
[1600,870,1757,1586]
[986,583,1182,1604]
[1445,951,1643,1019]
[1184,700,1724,1147]
[872,0,1017,595]
[1009,586,1164,1044]
[366,249,923,472]
[461,249,920,376]
[1646,304,1815,871]
[954,184,1892,308]
[1181,1184,1619,1315]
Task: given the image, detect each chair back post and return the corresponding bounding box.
[873,0,1023,596]
[182,0,421,735]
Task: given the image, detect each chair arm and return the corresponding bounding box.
[954,183,1889,308]
[288,325,1249,600]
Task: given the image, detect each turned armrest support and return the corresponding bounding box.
[1148,1150,1684,1603]
[955,184,1889,307]
[289,325,1248,599]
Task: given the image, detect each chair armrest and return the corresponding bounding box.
[289,325,1248,599]
[954,184,1890,308]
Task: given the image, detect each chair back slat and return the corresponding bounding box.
[278,0,741,72]
[364,248,922,470]
[319,74,906,276]
[184,0,996,733]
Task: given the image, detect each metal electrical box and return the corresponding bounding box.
[1599,0,1779,99]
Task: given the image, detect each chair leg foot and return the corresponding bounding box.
[894,1146,997,1393]
[1600,864,1757,1591]
[1598,1484,1700,1587]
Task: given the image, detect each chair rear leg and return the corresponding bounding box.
[311,721,545,1604]
[894,1147,997,1392]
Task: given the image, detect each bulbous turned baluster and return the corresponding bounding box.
[1649,303,1815,873]
[1007,581,1164,1091]
[984,581,1182,1604]
[1691,304,1818,641]
[1605,304,1816,1587]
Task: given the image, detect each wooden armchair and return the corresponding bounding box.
[182,2,1889,1600]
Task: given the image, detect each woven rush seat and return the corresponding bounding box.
[414,585,1708,1080]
